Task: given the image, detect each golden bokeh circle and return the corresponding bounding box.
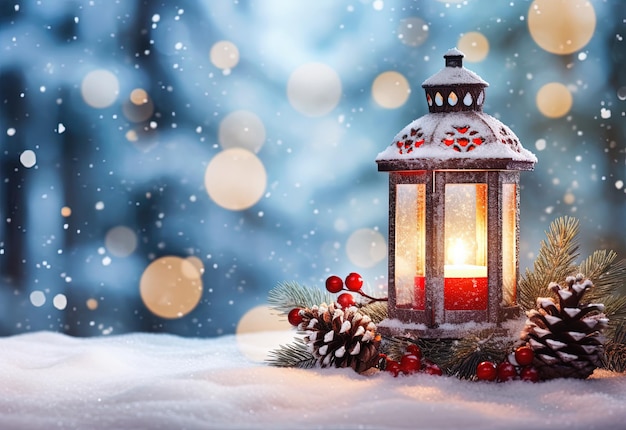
[346,228,387,268]
[123,95,154,123]
[61,206,72,217]
[139,256,203,319]
[236,305,294,362]
[86,298,98,310]
[185,256,205,276]
[372,71,410,109]
[528,0,596,55]
[457,32,489,62]
[210,40,240,70]
[204,148,267,211]
[536,82,573,118]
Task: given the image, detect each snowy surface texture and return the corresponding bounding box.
[1,331,625,430]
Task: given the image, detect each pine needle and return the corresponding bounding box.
[266,337,317,369]
[518,216,580,311]
[580,250,626,301]
[267,281,334,315]
[359,300,388,324]
[445,330,514,379]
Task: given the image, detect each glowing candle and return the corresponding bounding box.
[444,239,488,310]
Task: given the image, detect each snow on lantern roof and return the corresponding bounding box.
[421,48,488,88]
[376,49,537,171]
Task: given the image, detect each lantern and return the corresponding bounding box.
[376,49,537,338]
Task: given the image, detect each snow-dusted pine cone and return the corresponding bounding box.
[298,302,380,373]
[521,274,608,380]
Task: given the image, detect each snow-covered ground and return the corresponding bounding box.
[1,331,625,430]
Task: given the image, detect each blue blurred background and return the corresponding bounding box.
[0,0,624,337]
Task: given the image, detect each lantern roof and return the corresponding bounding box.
[376,49,537,171]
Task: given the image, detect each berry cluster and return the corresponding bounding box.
[325,272,365,308]
[286,272,368,327]
[475,345,539,382]
[381,344,443,377]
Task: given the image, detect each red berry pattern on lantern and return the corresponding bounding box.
[476,361,497,381]
[287,308,303,326]
[337,293,355,308]
[382,343,443,377]
[325,275,344,293]
[345,272,364,292]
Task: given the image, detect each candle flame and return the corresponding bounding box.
[449,238,468,266]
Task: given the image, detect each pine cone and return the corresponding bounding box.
[521,274,608,380]
[298,302,380,373]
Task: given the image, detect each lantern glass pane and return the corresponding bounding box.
[502,183,517,305]
[395,183,426,310]
[444,183,488,310]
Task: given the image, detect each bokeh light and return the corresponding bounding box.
[53,294,67,310]
[397,17,429,47]
[536,82,573,118]
[204,148,267,211]
[86,298,98,310]
[210,40,240,70]
[372,71,411,109]
[81,69,120,108]
[139,256,203,319]
[20,150,36,168]
[123,88,154,123]
[218,110,266,153]
[457,32,489,62]
[185,256,205,276]
[287,62,342,117]
[105,226,138,258]
[236,305,293,362]
[61,206,72,217]
[528,0,596,55]
[30,291,45,307]
[346,228,387,268]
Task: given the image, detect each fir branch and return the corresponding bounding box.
[359,300,388,324]
[266,338,317,369]
[519,216,580,311]
[267,281,334,315]
[603,322,626,373]
[580,250,626,302]
[445,330,514,380]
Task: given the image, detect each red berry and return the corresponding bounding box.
[515,345,534,367]
[345,272,363,292]
[496,361,517,382]
[337,293,355,308]
[400,353,421,374]
[476,361,497,381]
[287,308,303,326]
[423,363,443,376]
[386,360,401,377]
[406,344,422,359]
[325,275,344,293]
[520,366,540,382]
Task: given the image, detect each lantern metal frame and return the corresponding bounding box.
[376,49,536,338]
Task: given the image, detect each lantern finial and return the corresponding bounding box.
[444,48,464,68]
